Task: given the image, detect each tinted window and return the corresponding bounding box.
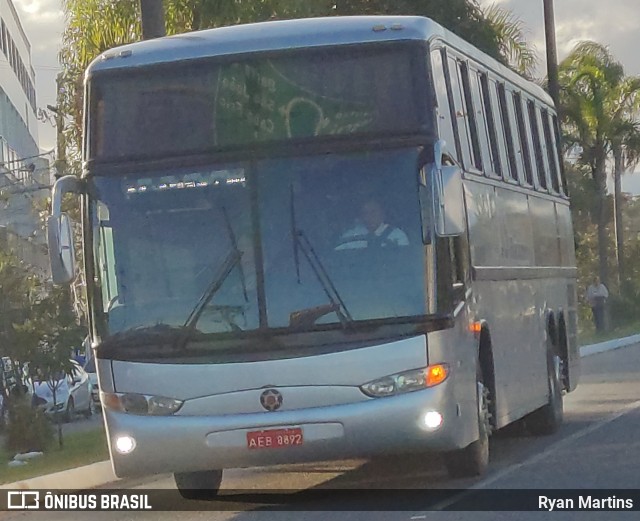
[459,62,483,171]
[496,83,518,181]
[512,92,533,185]
[90,44,428,161]
[528,100,547,190]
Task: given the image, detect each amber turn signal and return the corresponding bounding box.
[426,364,449,387]
[469,321,483,334]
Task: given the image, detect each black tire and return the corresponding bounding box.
[526,348,563,435]
[174,469,223,500]
[445,363,490,478]
[63,398,75,423]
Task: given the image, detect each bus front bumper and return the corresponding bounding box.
[105,385,474,478]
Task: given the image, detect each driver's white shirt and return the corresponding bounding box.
[335,223,409,250]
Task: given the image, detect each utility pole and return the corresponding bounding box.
[140,0,166,40]
[543,0,560,108]
[47,75,66,180]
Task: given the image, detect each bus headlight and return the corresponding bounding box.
[101,392,183,415]
[360,364,449,398]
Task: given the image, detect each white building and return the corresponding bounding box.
[0,0,49,276]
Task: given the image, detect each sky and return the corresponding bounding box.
[10,0,640,189]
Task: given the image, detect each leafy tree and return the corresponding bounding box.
[0,249,37,358]
[0,246,84,448]
[609,89,640,290]
[481,3,537,78]
[59,0,535,158]
[560,42,640,295]
[559,42,628,288]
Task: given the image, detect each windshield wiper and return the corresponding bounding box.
[220,205,248,303]
[105,324,197,348]
[289,184,353,329]
[175,248,243,350]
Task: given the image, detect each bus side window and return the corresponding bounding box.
[496,82,519,182]
[527,99,548,191]
[478,72,502,178]
[431,48,459,163]
[447,55,474,171]
[542,110,561,193]
[458,61,483,172]
[511,91,534,186]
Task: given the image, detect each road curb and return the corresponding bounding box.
[3,334,639,491]
[579,333,640,357]
[1,460,115,490]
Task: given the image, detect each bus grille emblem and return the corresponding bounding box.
[260,389,283,412]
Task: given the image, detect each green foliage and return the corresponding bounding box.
[0,245,83,419]
[0,428,108,484]
[607,292,640,329]
[0,247,82,452]
[559,41,640,291]
[58,0,535,160]
[5,398,53,454]
[0,249,40,356]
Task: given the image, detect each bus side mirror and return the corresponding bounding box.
[47,175,83,285]
[48,213,76,284]
[434,165,465,237]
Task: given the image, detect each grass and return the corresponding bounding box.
[0,427,109,485]
[578,321,640,347]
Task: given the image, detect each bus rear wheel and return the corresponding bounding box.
[174,469,223,500]
[526,349,563,435]
[445,365,490,479]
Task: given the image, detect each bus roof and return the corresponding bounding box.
[86,15,552,106]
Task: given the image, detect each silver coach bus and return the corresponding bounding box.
[48,16,578,499]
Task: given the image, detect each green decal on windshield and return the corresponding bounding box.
[215,61,374,144]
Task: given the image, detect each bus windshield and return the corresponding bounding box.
[91,148,428,340]
[89,43,428,161]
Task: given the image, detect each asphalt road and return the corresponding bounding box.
[4,343,640,520]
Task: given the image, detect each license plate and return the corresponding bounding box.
[247,428,303,450]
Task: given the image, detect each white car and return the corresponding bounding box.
[30,360,92,422]
[83,358,101,411]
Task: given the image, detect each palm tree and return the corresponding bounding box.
[559,42,640,289]
[481,4,537,78]
[559,42,624,288]
[608,77,640,289]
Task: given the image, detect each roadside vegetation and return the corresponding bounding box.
[0,428,108,485]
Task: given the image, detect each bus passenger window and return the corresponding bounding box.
[527,100,548,190]
[476,71,501,177]
[542,110,561,193]
[431,49,459,163]
[512,92,533,186]
[496,83,518,181]
[459,61,483,171]
[447,55,474,170]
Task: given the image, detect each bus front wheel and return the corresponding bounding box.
[445,364,490,479]
[174,469,223,500]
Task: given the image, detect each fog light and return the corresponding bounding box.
[423,411,443,430]
[115,435,136,454]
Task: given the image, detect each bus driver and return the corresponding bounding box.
[335,198,409,250]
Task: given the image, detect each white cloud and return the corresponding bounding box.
[478,0,640,76]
